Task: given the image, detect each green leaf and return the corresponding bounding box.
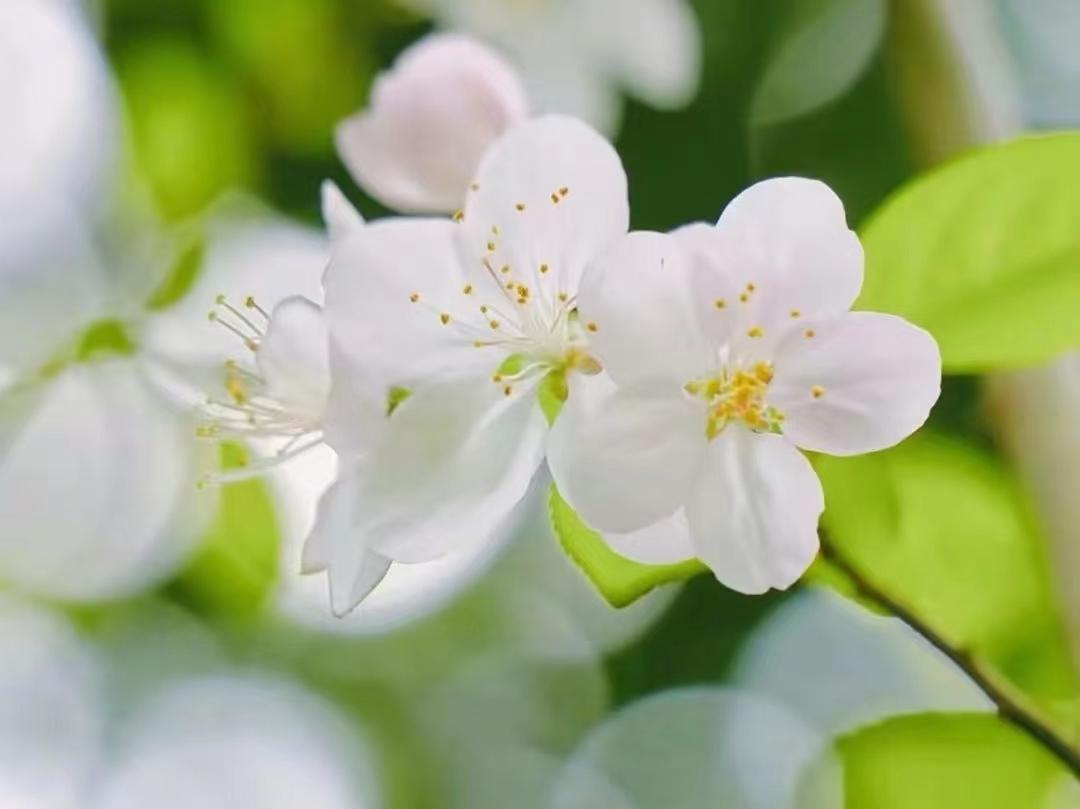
[750,0,886,127]
[74,320,137,361]
[169,443,280,618]
[537,370,568,427]
[816,434,1079,730]
[805,713,1079,808]
[146,236,206,310]
[548,486,706,608]
[858,133,1080,372]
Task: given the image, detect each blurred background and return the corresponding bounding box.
[3,0,1080,806]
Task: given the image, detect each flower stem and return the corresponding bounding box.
[817,536,1080,779]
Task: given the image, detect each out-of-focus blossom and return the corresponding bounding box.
[731,589,991,736]
[401,0,701,134]
[306,116,627,615]
[96,675,381,809]
[550,687,838,809]
[336,35,528,214]
[0,0,115,260]
[548,178,941,594]
[0,599,104,809]
[0,361,208,602]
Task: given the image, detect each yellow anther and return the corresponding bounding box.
[739,293,750,303]
[515,202,526,212]
[491,225,499,235]
[811,385,825,399]
[440,313,451,325]
[462,284,473,295]
[586,322,599,333]
[500,264,511,274]
[559,186,569,197]
[486,241,496,252]
[804,329,816,339]
[790,309,801,318]
[489,319,500,329]
[550,192,560,204]
[753,362,773,383]
[714,299,726,309]
[492,374,503,383]
[479,305,489,314]
[503,385,513,397]
[516,284,530,299]
[747,326,764,338]
[214,294,227,305]
[409,292,420,303]
[746,282,756,292]
[558,292,569,303]
[452,210,464,222]
[470,183,480,191]
[539,263,549,274]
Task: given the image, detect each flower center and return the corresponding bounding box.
[684,361,784,439]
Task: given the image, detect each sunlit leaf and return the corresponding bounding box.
[802,713,1079,809]
[750,0,887,126]
[858,133,1080,371]
[548,486,705,608]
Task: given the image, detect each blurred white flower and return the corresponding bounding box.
[402,0,702,134]
[548,178,941,594]
[96,675,380,809]
[306,115,628,615]
[0,0,115,260]
[0,599,105,809]
[550,687,838,809]
[337,34,528,214]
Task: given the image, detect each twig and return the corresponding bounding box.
[818,536,1080,779]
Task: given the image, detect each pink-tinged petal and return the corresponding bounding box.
[256,296,330,423]
[770,312,941,456]
[353,373,548,563]
[709,178,864,353]
[687,428,823,594]
[320,180,364,243]
[577,231,713,386]
[336,34,528,214]
[603,509,697,566]
[462,115,629,299]
[548,372,705,534]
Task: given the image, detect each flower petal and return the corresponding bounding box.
[335,34,527,214]
[603,509,697,566]
[711,177,864,350]
[257,296,331,422]
[577,231,713,386]
[351,373,548,562]
[548,372,705,534]
[770,312,941,456]
[687,428,823,594]
[585,0,702,108]
[320,180,364,244]
[323,218,485,393]
[462,115,628,298]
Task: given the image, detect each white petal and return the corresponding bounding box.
[687,428,823,594]
[323,217,484,393]
[770,312,941,456]
[603,509,697,566]
[335,34,527,214]
[462,115,628,297]
[548,372,705,534]
[320,180,364,243]
[300,468,392,617]
[256,296,331,422]
[514,43,623,135]
[711,177,864,349]
[585,0,702,108]
[577,231,713,386]
[351,373,548,562]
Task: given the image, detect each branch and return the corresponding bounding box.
[818,536,1080,779]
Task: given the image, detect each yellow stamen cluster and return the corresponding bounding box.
[684,361,783,439]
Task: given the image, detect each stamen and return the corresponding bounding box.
[747,326,764,338]
[811,385,825,399]
[714,299,726,309]
[804,329,816,339]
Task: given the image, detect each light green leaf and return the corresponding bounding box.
[548,486,705,608]
[858,133,1080,371]
[170,443,280,618]
[146,236,206,310]
[816,434,1079,731]
[750,0,886,126]
[805,713,1078,809]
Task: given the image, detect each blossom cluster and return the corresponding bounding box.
[201,35,942,616]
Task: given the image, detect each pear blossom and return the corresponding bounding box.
[304,115,628,615]
[336,34,528,215]
[548,178,941,594]
[401,0,702,134]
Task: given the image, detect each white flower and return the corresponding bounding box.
[336,34,528,215]
[548,178,941,594]
[305,115,628,615]
[403,0,701,133]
